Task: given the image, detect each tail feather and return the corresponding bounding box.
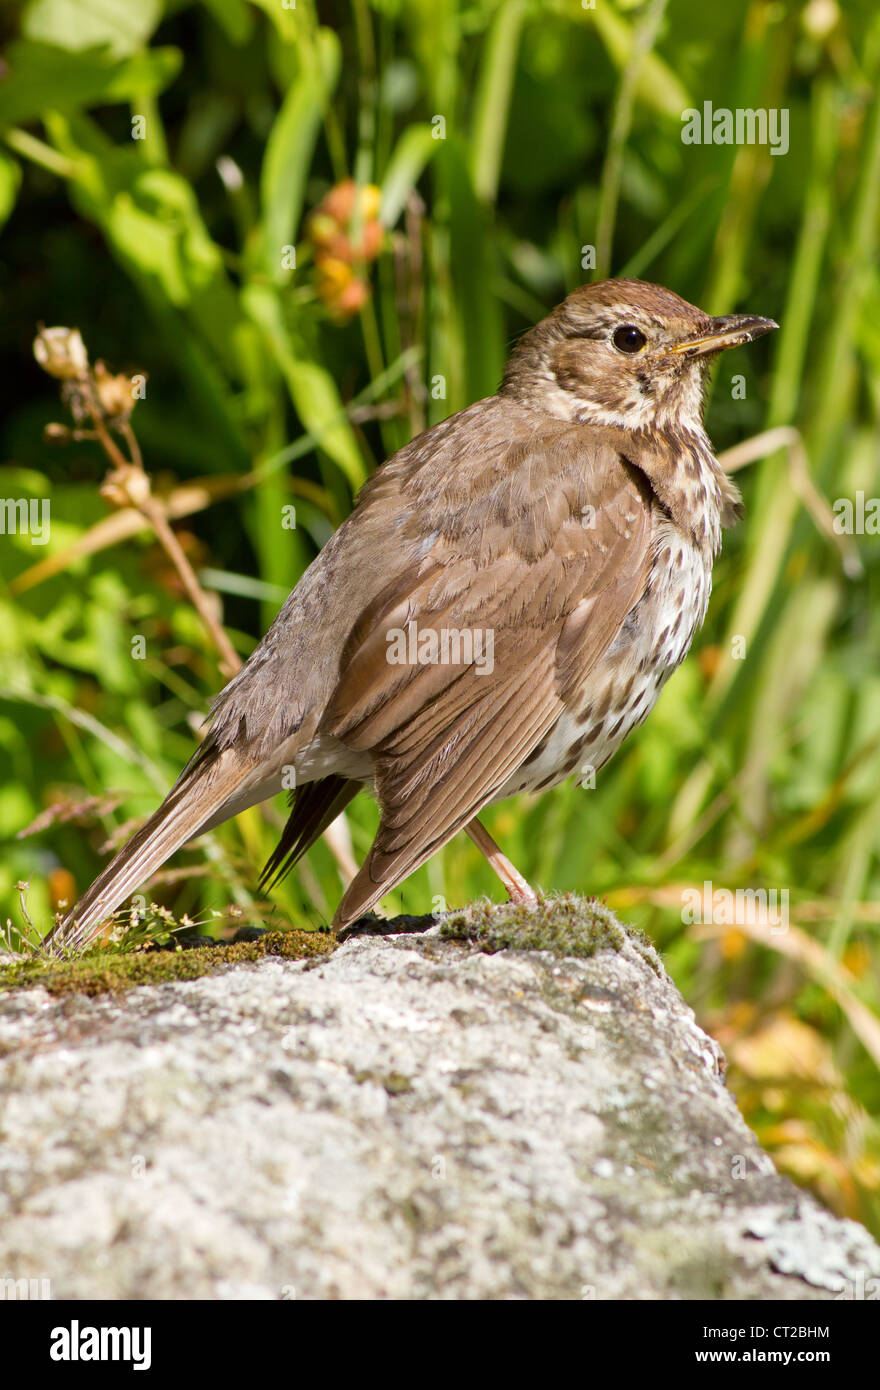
[45,751,252,954]
[260,776,358,892]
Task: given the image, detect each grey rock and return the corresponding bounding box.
[0,897,876,1300]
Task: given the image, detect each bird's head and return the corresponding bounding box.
[502,278,777,433]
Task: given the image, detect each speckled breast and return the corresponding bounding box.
[494,518,713,800]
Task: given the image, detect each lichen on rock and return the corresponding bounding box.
[0,895,876,1299]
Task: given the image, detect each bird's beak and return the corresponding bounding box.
[665,314,779,358]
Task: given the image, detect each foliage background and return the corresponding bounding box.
[2,0,880,1238]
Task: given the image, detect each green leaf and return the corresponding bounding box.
[243,284,367,491]
[0,150,22,229]
[198,0,254,46]
[46,113,242,372]
[281,358,367,491]
[440,136,505,404]
[0,40,180,128]
[380,123,438,227]
[248,0,299,44]
[470,0,527,203]
[22,0,163,58]
[566,1,691,118]
[259,27,341,282]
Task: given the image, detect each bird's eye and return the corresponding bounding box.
[612,325,647,354]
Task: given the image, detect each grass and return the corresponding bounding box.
[0,0,879,1238]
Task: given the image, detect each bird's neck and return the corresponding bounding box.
[500,375,739,557]
[589,419,740,558]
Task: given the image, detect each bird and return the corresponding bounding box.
[47,278,777,953]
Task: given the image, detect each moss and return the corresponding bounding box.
[440,893,662,975]
[354,1069,414,1095]
[0,929,337,998]
[382,1071,414,1095]
[0,895,662,998]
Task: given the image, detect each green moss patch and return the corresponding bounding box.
[354,1070,414,1095]
[441,894,662,975]
[0,930,337,998]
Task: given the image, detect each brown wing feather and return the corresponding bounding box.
[326,430,655,928]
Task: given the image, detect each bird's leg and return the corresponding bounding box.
[465,817,538,905]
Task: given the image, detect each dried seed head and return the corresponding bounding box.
[33,325,88,379]
[93,360,137,422]
[100,463,152,509]
[43,422,73,444]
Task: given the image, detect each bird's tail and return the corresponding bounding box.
[44,750,252,955]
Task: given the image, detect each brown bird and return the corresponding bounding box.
[49,279,777,952]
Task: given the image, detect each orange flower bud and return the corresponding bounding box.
[48,867,77,912]
[335,277,369,317]
[308,212,339,249]
[321,178,358,225]
[316,256,354,298]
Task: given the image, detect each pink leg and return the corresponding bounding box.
[465,818,538,904]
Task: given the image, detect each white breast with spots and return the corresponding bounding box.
[495,519,713,800]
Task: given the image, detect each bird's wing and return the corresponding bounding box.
[324,429,655,927]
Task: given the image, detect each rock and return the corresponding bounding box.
[0,895,877,1300]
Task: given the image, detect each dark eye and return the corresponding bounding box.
[612,324,647,354]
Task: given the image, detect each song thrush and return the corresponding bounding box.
[50,278,776,951]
